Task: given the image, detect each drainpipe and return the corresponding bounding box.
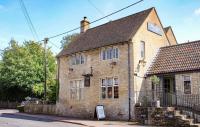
[56,58,60,102]
[127,41,131,120]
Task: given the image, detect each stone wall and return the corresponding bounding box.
[58,43,131,120]
[24,104,57,115]
[175,72,200,107]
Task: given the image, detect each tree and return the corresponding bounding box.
[60,33,79,49]
[0,39,56,102]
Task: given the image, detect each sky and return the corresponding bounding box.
[0,0,200,55]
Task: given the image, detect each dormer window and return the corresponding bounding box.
[71,54,85,65]
[101,47,119,60]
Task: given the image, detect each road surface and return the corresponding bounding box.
[0,109,83,127]
[0,109,147,127]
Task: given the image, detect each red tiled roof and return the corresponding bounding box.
[147,40,200,75]
[57,8,153,57]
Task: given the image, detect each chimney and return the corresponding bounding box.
[80,17,90,33]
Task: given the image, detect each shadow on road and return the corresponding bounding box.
[0,113,53,122]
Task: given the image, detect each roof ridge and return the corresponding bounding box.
[160,40,200,49]
[87,7,154,32]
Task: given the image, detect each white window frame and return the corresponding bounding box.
[100,77,119,99]
[100,46,119,60]
[69,79,84,100]
[71,53,86,65]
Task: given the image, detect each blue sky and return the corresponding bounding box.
[0,0,200,55]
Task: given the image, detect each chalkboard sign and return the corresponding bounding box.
[96,105,105,120]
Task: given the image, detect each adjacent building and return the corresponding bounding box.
[56,7,178,120]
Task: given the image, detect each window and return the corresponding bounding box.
[183,76,191,94]
[113,48,119,59]
[71,54,85,65]
[101,47,119,60]
[140,41,145,59]
[70,79,84,100]
[101,77,119,99]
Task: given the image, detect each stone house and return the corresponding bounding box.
[146,40,200,107]
[56,7,177,120]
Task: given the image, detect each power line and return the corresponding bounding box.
[49,40,60,49]
[37,0,144,43]
[19,0,39,41]
[87,0,110,20]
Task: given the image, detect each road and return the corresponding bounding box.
[0,109,83,127]
[0,109,147,127]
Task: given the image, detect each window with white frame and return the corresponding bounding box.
[70,79,84,100]
[71,54,85,65]
[183,75,191,94]
[140,41,145,59]
[101,77,119,99]
[101,47,119,60]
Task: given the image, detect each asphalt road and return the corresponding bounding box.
[0,110,84,127]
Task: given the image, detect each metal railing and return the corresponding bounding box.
[134,89,200,112]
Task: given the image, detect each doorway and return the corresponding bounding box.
[163,76,176,106]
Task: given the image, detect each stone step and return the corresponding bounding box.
[190,123,200,127]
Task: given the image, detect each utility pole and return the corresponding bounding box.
[44,38,48,102]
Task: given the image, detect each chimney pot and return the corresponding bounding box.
[80,16,90,33]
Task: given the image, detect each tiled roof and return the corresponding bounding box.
[57,8,153,57]
[147,40,200,75]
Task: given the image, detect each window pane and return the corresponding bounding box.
[184,81,191,94]
[114,78,118,86]
[107,87,112,98]
[113,48,116,58]
[102,50,106,60]
[80,55,85,64]
[102,87,106,99]
[114,86,119,98]
[76,55,80,64]
[115,48,119,58]
[113,48,119,58]
[140,41,145,59]
[106,48,112,59]
[107,78,113,86]
[71,56,76,65]
[184,76,190,81]
[102,79,106,86]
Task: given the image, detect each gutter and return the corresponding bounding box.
[127,41,131,120]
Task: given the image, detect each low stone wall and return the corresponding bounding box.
[24,104,57,115]
[0,101,19,109]
[135,107,175,126]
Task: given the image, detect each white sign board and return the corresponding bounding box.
[147,22,163,36]
[96,105,105,120]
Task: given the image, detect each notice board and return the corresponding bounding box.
[96,105,105,120]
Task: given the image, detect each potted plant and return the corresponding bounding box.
[150,75,160,107]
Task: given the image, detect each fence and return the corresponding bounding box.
[135,89,200,123]
[0,101,19,109]
[134,89,200,111]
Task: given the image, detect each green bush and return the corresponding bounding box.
[17,105,24,112]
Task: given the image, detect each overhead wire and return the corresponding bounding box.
[87,0,110,21]
[36,0,144,43]
[19,0,39,41]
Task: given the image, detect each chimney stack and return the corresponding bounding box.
[80,17,90,33]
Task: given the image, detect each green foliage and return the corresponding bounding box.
[150,75,160,85]
[0,39,57,102]
[60,33,79,49]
